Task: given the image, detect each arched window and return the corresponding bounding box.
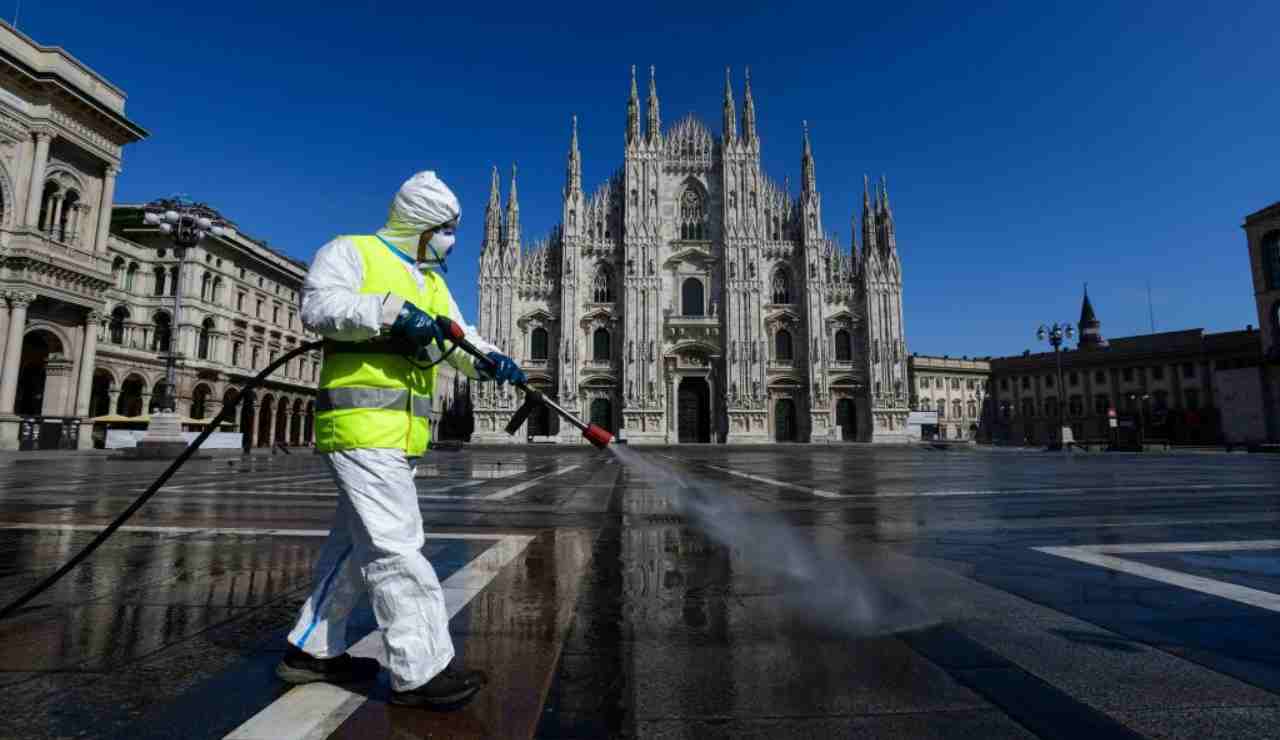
[775,329,793,362]
[152,312,172,353]
[38,182,58,232]
[201,272,212,301]
[1264,231,1280,291]
[170,266,179,296]
[920,397,931,412]
[834,329,852,362]
[679,187,706,240]
[112,257,125,288]
[968,400,978,418]
[212,276,223,306]
[125,263,139,293]
[681,278,704,316]
[110,306,128,345]
[530,327,549,360]
[1022,398,1036,418]
[592,328,611,362]
[198,317,214,360]
[953,399,962,419]
[153,266,167,296]
[771,267,791,304]
[936,399,946,418]
[191,385,211,419]
[592,266,613,302]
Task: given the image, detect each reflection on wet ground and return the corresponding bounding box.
[0,446,1277,738]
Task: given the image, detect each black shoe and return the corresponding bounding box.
[275,646,381,685]
[389,664,489,708]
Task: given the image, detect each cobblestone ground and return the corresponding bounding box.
[0,445,1278,739]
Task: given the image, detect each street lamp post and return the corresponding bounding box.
[1036,322,1076,450]
[133,197,230,457]
[974,380,987,443]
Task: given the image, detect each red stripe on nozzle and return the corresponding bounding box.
[582,424,613,449]
[437,315,467,342]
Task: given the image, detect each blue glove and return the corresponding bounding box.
[481,352,527,386]
[389,301,445,352]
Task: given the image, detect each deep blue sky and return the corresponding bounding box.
[21,1,1278,357]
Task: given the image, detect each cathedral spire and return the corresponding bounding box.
[646,65,661,142]
[722,66,737,143]
[800,120,816,195]
[627,65,640,145]
[880,174,896,255]
[861,174,878,256]
[504,162,520,259]
[566,114,582,195]
[482,165,501,262]
[742,67,758,146]
[1078,283,1107,348]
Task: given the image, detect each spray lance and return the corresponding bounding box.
[433,315,613,449]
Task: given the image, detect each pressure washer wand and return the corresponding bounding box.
[434,316,613,449]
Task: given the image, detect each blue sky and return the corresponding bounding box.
[21,1,1278,357]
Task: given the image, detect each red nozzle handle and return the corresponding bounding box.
[582,424,613,449]
[435,315,467,343]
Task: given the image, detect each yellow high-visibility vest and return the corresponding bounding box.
[314,235,453,456]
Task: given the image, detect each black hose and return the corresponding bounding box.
[0,339,322,621]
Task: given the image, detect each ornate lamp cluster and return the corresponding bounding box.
[142,197,231,249]
[1036,321,1076,448]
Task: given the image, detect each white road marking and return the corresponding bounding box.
[1036,540,1280,614]
[225,532,535,740]
[699,463,842,499]
[482,464,584,501]
[856,483,1276,499]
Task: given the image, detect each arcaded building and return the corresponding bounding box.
[0,22,146,449]
[472,67,911,444]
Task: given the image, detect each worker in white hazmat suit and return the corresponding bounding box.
[276,171,526,708]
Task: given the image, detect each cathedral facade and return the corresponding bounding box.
[472,67,910,444]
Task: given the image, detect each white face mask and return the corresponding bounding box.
[422,229,456,272]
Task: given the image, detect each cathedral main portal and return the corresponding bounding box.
[677,377,711,443]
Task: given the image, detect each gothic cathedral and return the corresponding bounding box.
[473,67,910,444]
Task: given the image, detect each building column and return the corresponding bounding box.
[93,165,120,254]
[49,193,65,238]
[75,311,101,417]
[0,292,36,414]
[23,131,52,227]
[0,293,10,372]
[139,392,152,417]
[108,389,120,415]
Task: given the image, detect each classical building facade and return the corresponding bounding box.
[985,289,1263,446]
[0,22,320,450]
[907,355,991,441]
[1244,200,1280,441]
[473,67,910,444]
[0,22,146,448]
[93,205,321,449]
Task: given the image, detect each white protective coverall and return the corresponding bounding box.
[287,171,498,691]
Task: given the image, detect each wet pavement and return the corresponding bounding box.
[0,445,1278,738]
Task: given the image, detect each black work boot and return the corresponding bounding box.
[389,663,489,708]
[275,646,381,685]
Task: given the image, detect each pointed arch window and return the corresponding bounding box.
[679,187,706,240]
[592,265,613,302]
[775,329,793,363]
[592,328,611,362]
[112,257,125,288]
[681,278,704,317]
[125,263,139,293]
[834,329,852,362]
[771,267,792,304]
[530,327,549,361]
[153,266,167,296]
